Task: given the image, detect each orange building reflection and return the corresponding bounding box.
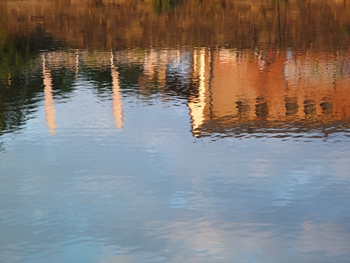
[188,49,350,137]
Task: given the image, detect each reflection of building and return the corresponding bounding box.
[111,52,124,129]
[41,51,125,133]
[43,55,57,135]
[39,48,350,138]
[188,48,211,131]
[187,49,350,137]
[140,49,168,90]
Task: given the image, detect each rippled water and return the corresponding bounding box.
[1,1,350,262]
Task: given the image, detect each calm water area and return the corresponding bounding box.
[1,0,350,262]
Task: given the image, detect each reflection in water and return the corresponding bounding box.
[111,52,124,129]
[43,54,57,135]
[255,97,269,119]
[188,48,209,132]
[2,1,350,262]
[186,49,350,137]
[2,0,350,49]
[2,47,350,138]
[285,97,299,116]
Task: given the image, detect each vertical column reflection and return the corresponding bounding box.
[189,48,208,134]
[110,52,124,129]
[43,54,57,135]
[75,52,79,78]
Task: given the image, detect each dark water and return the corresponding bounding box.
[1,1,350,262]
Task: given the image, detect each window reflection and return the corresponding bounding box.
[285,97,299,116]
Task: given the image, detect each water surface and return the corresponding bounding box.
[1,1,350,262]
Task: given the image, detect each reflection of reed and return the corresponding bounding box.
[152,0,174,13]
[42,54,57,135]
[3,0,350,50]
[111,52,124,129]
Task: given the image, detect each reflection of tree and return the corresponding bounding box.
[164,66,199,100]
[0,69,42,136]
[0,22,71,135]
[0,25,61,81]
[0,30,75,136]
[0,31,41,135]
[116,64,144,92]
[79,67,113,97]
[0,63,77,136]
[0,35,36,86]
[50,68,76,99]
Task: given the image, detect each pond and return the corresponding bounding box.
[1,0,350,262]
